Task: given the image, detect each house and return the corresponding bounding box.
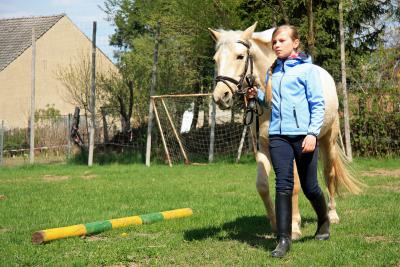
[0,14,117,128]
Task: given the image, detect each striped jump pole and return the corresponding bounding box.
[32,208,193,244]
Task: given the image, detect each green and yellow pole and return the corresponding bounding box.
[32,208,193,244]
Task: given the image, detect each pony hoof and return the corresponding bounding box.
[328,210,340,224]
[291,231,302,240]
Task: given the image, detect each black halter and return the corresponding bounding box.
[215,40,255,95]
[214,40,262,150]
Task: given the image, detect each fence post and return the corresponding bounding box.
[0,120,4,166]
[208,101,216,163]
[88,21,97,167]
[145,21,161,167]
[209,67,217,163]
[30,27,36,165]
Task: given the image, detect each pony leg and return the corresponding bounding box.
[256,151,276,233]
[320,129,340,224]
[291,161,302,240]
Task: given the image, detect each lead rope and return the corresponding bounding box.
[244,62,275,151]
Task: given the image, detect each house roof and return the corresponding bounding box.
[0,14,65,71]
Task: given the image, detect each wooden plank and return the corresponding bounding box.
[152,99,172,167]
[160,99,189,164]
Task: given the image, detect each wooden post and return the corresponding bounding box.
[88,21,97,166]
[209,68,217,163]
[208,101,216,163]
[161,98,189,164]
[0,120,4,166]
[145,21,161,167]
[236,125,247,163]
[30,27,36,165]
[152,98,172,167]
[67,114,71,159]
[339,0,353,161]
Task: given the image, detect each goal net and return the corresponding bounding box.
[149,93,256,165]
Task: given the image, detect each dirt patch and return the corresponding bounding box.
[361,169,400,177]
[373,184,400,192]
[42,175,70,182]
[0,228,10,234]
[80,171,98,180]
[364,235,400,244]
[0,195,6,200]
[0,177,33,184]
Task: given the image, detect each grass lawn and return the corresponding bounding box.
[0,158,399,266]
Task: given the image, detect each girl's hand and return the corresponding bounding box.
[246,87,258,102]
[302,135,317,153]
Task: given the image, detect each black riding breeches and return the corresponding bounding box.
[269,135,322,200]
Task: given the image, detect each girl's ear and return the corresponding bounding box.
[293,39,300,50]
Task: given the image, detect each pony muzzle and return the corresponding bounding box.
[212,84,233,110]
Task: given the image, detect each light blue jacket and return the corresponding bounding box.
[257,54,325,136]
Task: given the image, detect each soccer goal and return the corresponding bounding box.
[145,93,256,166]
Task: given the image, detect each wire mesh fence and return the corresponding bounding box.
[0,116,71,166]
[0,91,399,167]
[150,94,255,165]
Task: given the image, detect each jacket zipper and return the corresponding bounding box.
[293,106,300,128]
[279,65,285,134]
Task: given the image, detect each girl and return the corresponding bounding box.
[255,25,330,258]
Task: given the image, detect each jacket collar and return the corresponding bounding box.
[276,52,312,68]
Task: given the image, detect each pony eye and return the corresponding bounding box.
[237,55,244,60]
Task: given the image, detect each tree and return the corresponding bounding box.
[237,0,397,81]
[339,0,352,160]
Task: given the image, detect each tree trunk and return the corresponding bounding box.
[339,0,353,161]
[118,95,130,133]
[190,89,201,130]
[306,0,316,60]
[118,80,134,134]
[100,107,109,143]
[203,94,210,128]
[276,0,290,24]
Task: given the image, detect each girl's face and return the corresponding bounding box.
[272,30,300,59]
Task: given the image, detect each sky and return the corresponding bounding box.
[0,0,116,60]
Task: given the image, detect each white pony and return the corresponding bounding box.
[209,23,361,239]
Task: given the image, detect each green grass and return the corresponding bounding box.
[0,158,399,266]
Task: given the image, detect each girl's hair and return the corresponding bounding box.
[272,25,300,42]
[271,25,302,52]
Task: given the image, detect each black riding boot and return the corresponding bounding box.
[310,192,330,240]
[271,190,292,258]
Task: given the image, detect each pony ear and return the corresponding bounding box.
[252,28,275,45]
[241,22,258,40]
[208,28,221,42]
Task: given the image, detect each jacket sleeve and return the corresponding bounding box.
[257,88,266,106]
[256,71,270,107]
[305,65,325,136]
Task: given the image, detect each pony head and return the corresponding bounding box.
[209,23,274,110]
